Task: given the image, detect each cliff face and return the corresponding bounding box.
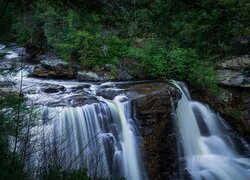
[191,56,250,143]
[130,82,181,179]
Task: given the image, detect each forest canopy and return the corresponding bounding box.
[0,0,249,90]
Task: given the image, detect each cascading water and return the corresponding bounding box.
[32,95,146,179]
[173,81,250,180]
[2,48,146,179]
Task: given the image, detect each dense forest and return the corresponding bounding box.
[0,0,249,179]
[1,0,249,90]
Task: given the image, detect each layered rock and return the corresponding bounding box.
[191,56,250,142]
[216,56,250,141]
[30,57,77,79]
[217,56,250,87]
[130,82,181,179]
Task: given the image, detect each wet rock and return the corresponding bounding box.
[96,90,125,100]
[68,85,91,93]
[30,58,77,79]
[132,82,181,179]
[191,86,250,143]
[42,85,65,93]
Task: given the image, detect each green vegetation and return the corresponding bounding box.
[39,168,89,180]
[0,87,90,179]
[0,0,249,91]
[0,0,249,178]
[0,94,27,179]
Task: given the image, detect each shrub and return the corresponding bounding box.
[128,40,218,92]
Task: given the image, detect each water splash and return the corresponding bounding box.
[32,95,146,179]
[173,81,250,180]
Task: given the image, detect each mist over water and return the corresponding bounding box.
[173,81,250,180]
[31,95,146,179]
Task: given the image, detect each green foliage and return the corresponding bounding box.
[128,40,218,92]
[39,168,89,180]
[128,39,168,77]
[46,10,100,61]
[0,94,27,180]
[3,0,248,92]
[0,3,13,42]
[79,35,128,67]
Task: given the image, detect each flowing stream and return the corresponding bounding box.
[173,81,250,180]
[0,48,146,179]
[2,46,250,179]
[36,95,145,179]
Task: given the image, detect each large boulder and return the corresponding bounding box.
[131,82,181,179]
[217,56,250,87]
[30,56,77,79]
[41,84,65,93]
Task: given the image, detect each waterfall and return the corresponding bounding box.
[33,95,145,179]
[173,81,250,180]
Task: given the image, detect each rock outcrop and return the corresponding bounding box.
[30,57,77,79]
[211,55,250,142]
[129,82,181,179]
[192,56,250,143]
[191,86,250,143]
[217,56,250,87]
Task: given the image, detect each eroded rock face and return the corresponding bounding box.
[30,57,77,79]
[217,56,250,87]
[132,82,181,179]
[212,56,250,142]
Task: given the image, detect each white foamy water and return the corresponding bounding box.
[29,95,146,179]
[173,81,250,180]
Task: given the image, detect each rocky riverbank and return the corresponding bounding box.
[1,44,250,179]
